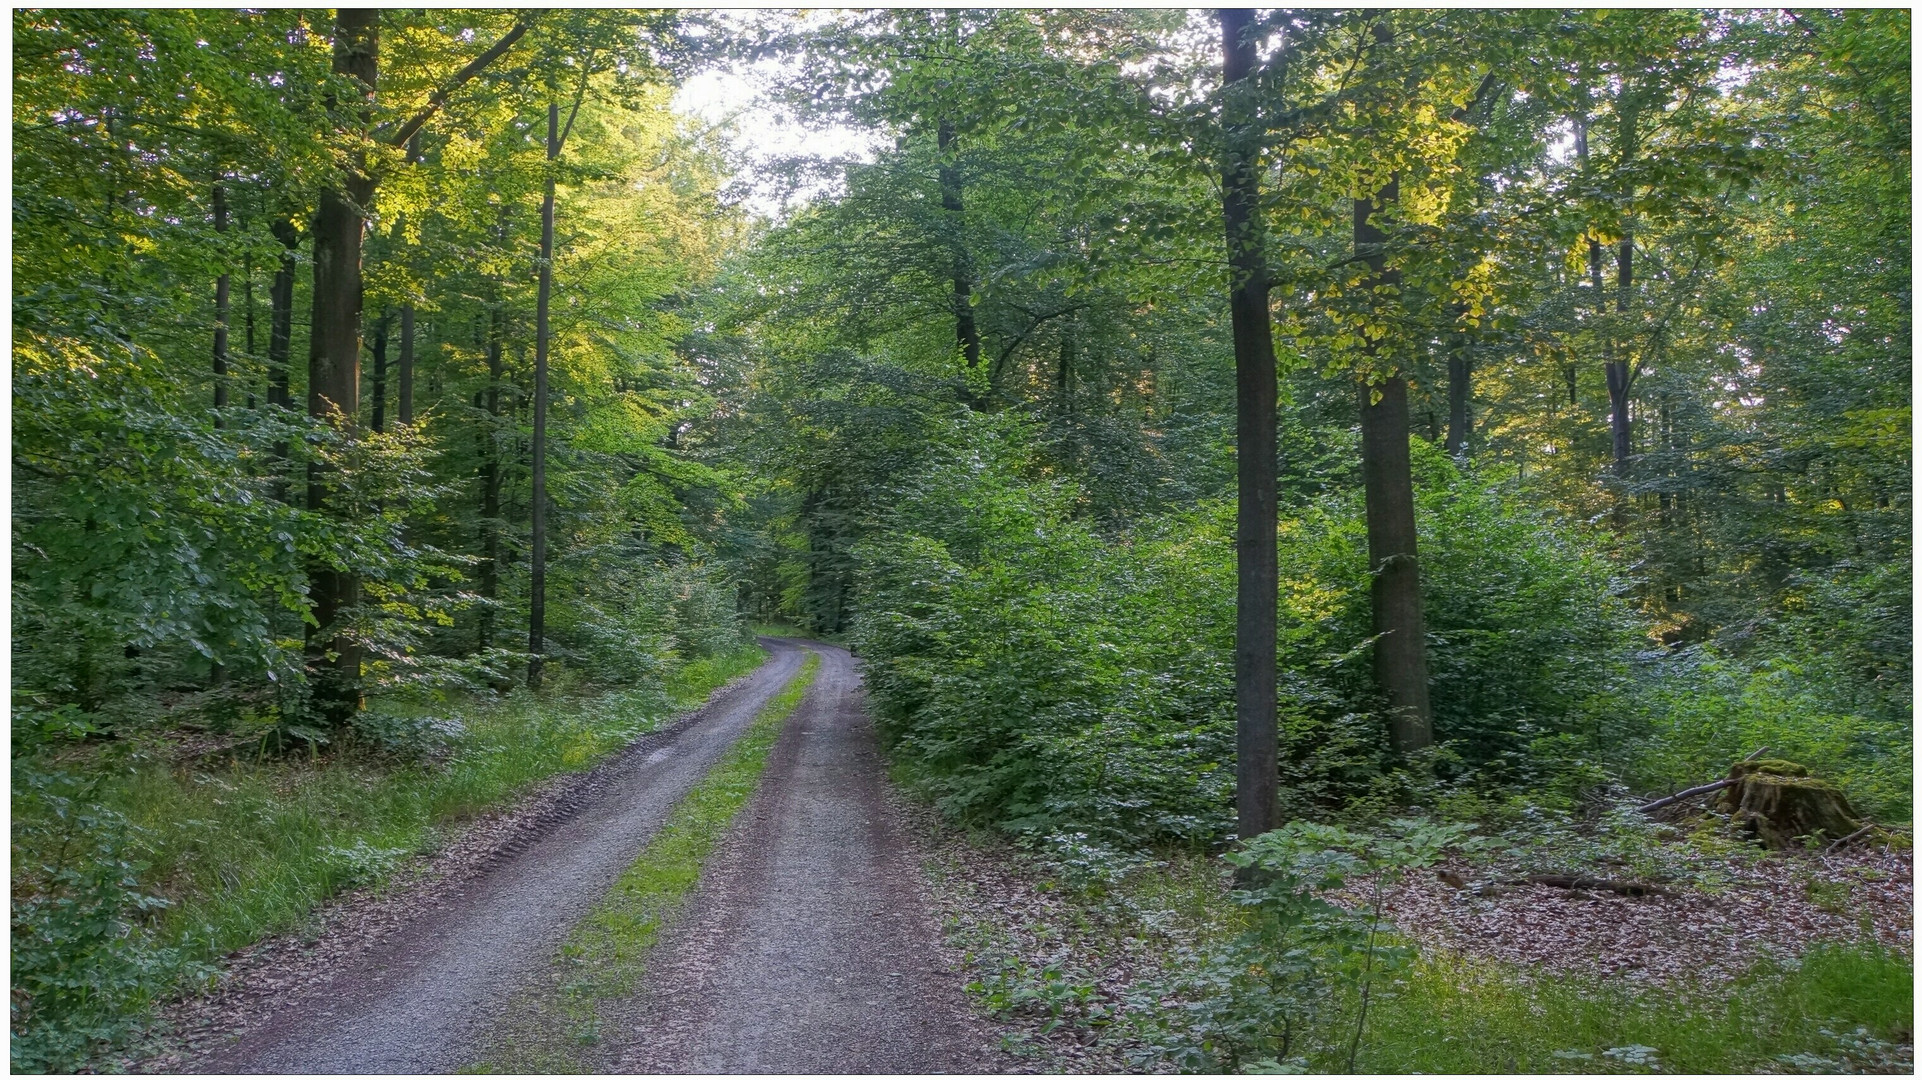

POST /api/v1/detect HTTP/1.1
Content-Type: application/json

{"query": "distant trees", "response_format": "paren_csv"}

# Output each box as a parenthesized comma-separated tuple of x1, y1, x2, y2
(720, 8, 1907, 784)
(13, 9, 743, 737)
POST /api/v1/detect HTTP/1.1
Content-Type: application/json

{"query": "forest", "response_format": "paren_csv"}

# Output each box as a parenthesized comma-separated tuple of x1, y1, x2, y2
(10, 8, 1912, 1074)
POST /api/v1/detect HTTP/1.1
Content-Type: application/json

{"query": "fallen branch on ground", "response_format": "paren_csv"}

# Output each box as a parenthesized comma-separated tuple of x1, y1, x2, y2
(1636, 747, 1770, 814)
(1511, 874, 1676, 899)
(1828, 822, 1879, 851)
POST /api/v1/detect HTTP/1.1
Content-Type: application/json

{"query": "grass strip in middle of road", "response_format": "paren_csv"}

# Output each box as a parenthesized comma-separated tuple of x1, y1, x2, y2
(465, 649, 820, 1073)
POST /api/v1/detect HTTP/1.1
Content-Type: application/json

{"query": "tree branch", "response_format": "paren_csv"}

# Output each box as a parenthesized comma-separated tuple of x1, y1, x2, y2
(386, 12, 543, 149)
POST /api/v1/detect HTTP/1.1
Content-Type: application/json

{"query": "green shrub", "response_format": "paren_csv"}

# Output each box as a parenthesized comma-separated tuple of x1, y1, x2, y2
(853, 418, 1641, 845)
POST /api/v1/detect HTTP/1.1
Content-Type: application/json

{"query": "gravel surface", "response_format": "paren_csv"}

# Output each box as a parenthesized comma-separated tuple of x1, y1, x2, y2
(177, 639, 807, 1075)
(611, 642, 1013, 1074)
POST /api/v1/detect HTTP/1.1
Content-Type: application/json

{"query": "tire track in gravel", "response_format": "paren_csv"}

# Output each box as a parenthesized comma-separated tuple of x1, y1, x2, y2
(610, 641, 1011, 1074)
(191, 638, 808, 1075)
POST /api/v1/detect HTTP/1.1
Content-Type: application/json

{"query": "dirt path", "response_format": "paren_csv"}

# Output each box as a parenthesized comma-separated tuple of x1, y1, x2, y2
(192, 639, 809, 1075)
(610, 642, 1008, 1074)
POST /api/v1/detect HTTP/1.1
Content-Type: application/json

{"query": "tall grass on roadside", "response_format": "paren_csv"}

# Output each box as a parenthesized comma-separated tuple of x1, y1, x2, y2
(1355, 942, 1913, 1074)
(10, 644, 765, 1073)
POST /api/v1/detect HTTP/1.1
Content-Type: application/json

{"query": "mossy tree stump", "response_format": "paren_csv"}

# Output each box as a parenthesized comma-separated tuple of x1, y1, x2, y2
(1716, 759, 1862, 849)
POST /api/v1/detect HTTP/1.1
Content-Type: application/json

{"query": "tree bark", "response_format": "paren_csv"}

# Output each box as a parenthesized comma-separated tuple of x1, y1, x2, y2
(479, 308, 502, 652)
(369, 310, 389, 433)
(1218, 7, 1279, 841)
(268, 219, 298, 500)
(304, 8, 378, 728)
(1607, 229, 1634, 474)
(1445, 317, 1470, 459)
(397, 131, 422, 427)
(212, 183, 230, 420)
(398, 304, 414, 425)
(1355, 178, 1434, 754)
(528, 101, 559, 690)
(936, 119, 984, 380)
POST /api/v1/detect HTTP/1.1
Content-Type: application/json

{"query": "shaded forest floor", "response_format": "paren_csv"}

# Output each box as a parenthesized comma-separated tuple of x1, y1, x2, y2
(919, 815, 1913, 1073)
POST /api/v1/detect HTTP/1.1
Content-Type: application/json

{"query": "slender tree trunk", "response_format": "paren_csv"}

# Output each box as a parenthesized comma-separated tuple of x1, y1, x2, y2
(936, 119, 984, 385)
(1607, 230, 1634, 474)
(1445, 308, 1470, 458)
(212, 183, 230, 421)
(304, 8, 378, 728)
(398, 305, 414, 425)
(528, 101, 559, 690)
(1355, 178, 1434, 754)
(480, 308, 502, 652)
(244, 253, 257, 409)
(1218, 7, 1279, 841)
(396, 131, 422, 427)
(1056, 312, 1075, 416)
(209, 182, 231, 688)
(369, 310, 389, 432)
(268, 219, 298, 501)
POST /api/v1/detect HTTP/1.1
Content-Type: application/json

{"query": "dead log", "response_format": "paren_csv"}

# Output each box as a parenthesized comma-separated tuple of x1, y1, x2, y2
(1511, 874, 1675, 899)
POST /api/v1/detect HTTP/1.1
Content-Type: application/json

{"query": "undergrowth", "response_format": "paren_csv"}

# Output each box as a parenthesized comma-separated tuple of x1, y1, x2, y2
(466, 650, 820, 1073)
(9, 645, 766, 1073)
(938, 833, 1913, 1074)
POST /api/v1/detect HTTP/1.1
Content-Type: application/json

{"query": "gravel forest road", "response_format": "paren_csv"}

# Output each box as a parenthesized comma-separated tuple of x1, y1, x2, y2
(610, 641, 1007, 1073)
(191, 639, 1003, 1075)
(196, 640, 810, 1074)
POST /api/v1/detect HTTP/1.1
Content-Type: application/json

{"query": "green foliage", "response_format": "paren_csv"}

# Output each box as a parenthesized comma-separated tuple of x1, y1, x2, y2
(9, 764, 208, 1073)
(853, 416, 1640, 845)
(1135, 819, 1477, 1073)
(7, 644, 763, 1072)
(1358, 943, 1912, 1074)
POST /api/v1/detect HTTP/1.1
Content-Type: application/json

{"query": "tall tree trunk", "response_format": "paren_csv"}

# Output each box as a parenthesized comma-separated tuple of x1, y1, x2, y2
(1607, 229, 1634, 474)
(268, 219, 299, 500)
(396, 131, 422, 427)
(244, 253, 257, 409)
(1355, 177, 1434, 754)
(528, 101, 559, 690)
(369, 310, 389, 433)
(304, 8, 379, 728)
(479, 308, 502, 652)
(398, 305, 414, 425)
(1218, 7, 1279, 841)
(1446, 352, 1471, 458)
(1056, 312, 1075, 416)
(1445, 306, 1470, 458)
(212, 183, 230, 421)
(936, 119, 984, 385)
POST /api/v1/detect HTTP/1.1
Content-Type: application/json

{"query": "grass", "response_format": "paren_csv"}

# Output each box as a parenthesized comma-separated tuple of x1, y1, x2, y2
(143, 645, 767, 958)
(10, 644, 766, 1072)
(465, 650, 821, 1073)
(1356, 942, 1913, 1073)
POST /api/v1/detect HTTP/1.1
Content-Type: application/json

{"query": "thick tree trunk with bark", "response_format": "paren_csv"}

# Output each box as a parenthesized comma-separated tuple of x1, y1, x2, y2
(936, 120, 983, 382)
(304, 8, 379, 728)
(1355, 179, 1434, 754)
(1218, 7, 1279, 841)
